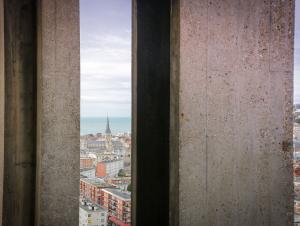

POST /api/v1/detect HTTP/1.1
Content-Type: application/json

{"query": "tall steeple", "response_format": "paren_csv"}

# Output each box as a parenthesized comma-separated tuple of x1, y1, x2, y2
(105, 115, 111, 135)
(105, 115, 112, 152)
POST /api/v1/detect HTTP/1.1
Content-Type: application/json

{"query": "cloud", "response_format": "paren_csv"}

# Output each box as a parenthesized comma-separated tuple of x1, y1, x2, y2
(80, 32, 131, 117)
(81, 33, 131, 75)
(79, 0, 132, 117)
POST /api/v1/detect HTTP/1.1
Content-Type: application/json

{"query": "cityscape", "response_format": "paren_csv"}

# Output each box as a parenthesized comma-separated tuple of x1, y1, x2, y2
(80, 1, 131, 225)
(294, 106, 300, 224)
(79, 117, 131, 226)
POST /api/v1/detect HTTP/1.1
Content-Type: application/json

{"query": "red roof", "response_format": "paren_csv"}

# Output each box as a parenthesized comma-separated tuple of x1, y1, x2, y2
(109, 216, 130, 226)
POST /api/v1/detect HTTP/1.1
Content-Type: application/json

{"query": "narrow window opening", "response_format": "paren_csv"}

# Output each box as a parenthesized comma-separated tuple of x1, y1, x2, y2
(79, 1, 132, 226)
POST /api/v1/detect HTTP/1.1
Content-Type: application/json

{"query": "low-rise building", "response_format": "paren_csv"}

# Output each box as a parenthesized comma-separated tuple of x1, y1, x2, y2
(80, 138, 88, 149)
(296, 140, 300, 153)
(79, 199, 108, 226)
(80, 156, 95, 169)
(80, 178, 115, 204)
(96, 160, 124, 178)
(87, 140, 106, 150)
(101, 188, 131, 226)
(105, 177, 131, 191)
(80, 167, 96, 178)
(112, 139, 124, 152)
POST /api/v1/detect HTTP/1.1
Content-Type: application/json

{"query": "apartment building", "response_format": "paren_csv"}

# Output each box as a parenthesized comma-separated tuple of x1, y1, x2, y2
(80, 178, 115, 204)
(96, 160, 124, 178)
(79, 200, 108, 226)
(101, 188, 131, 226)
(80, 157, 95, 169)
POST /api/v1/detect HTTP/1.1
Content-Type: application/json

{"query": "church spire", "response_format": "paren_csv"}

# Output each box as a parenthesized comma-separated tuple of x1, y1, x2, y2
(105, 115, 111, 135)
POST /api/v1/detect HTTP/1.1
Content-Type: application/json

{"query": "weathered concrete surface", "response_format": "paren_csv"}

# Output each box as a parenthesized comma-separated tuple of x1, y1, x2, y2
(170, 0, 294, 225)
(36, 0, 80, 225)
(0, 0, 4, 225)
(3, 0, 37, 225)
(170, 0, 180, 225)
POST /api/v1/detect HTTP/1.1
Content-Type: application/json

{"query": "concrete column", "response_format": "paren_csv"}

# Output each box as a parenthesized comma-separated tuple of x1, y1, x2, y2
(170, 0, 294, 225)
(3, 1, 37, 225)
(36, 0, 80, 225)
(0, 0, 4, 225)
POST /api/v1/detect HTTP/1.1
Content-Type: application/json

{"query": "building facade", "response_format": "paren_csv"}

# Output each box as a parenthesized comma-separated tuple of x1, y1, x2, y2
(86, 140, 106, 150)
(80, 178, 114, 204)
(80, 157, 95, 169)
(80, 168, 96, 178)
(79, 200, 108, 226)
(105, 177, 131, 191)
(96, 160, 124, 178)
(101, 188, 131, 226)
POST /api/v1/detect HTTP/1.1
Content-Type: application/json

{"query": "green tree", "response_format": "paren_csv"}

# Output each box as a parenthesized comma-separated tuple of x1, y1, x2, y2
(118, 169, 126, 177)
(127, 183, 132, 192)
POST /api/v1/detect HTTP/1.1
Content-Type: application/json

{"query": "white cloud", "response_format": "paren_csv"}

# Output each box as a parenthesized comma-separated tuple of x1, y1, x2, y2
(80, 32, 131, 117)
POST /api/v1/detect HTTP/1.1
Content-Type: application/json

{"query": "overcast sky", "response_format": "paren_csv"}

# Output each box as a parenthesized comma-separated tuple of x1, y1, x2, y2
(80, 0, 300, 117)
(80, 0, 131, 117)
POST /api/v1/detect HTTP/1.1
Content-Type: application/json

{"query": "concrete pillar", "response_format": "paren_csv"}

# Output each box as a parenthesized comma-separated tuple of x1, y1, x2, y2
(0, 0, 4, 225)
(3, 0, 37, 225)
(170, 0, 294, 225)
(35, 0, 80, 225)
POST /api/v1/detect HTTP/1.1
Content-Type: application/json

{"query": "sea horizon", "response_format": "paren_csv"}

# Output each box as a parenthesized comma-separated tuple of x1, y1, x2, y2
(81, 117, 131, 135)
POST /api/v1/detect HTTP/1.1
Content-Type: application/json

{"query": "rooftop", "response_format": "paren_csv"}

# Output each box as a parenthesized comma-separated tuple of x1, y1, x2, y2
(80, 201, 107, 213)
(99, 159, 123, 163)
(80, 156, 94, 159)
(103, 188, 131, 201)
(87, 140, 106, 144)
(80, 178, 113, 188)
(80, 167, 95, 173)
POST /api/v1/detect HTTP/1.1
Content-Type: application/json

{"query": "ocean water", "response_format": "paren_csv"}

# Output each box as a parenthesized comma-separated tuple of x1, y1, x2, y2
(81, 117, 131, 135)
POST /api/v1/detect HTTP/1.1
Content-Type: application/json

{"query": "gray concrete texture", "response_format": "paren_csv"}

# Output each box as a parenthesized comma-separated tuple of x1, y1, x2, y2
(171, 0, 294, 225)
(35, 0, 80, 225)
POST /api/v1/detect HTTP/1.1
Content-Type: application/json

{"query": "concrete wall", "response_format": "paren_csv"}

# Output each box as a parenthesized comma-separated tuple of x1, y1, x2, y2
(35, 0, 80, 225)
(3, 1, 37, 225)
(0, 0, 295, 225)
(0, 0, 79, 224)
(170, 0, 294, 225)
(0, 0, 4, 225)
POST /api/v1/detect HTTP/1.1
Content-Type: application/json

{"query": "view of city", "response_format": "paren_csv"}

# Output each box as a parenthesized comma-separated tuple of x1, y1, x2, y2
(79, 1, 132, 226)
(80, 118, 131, 226)
(79, 1, 299, 226)
(1, 0, 299, 225)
